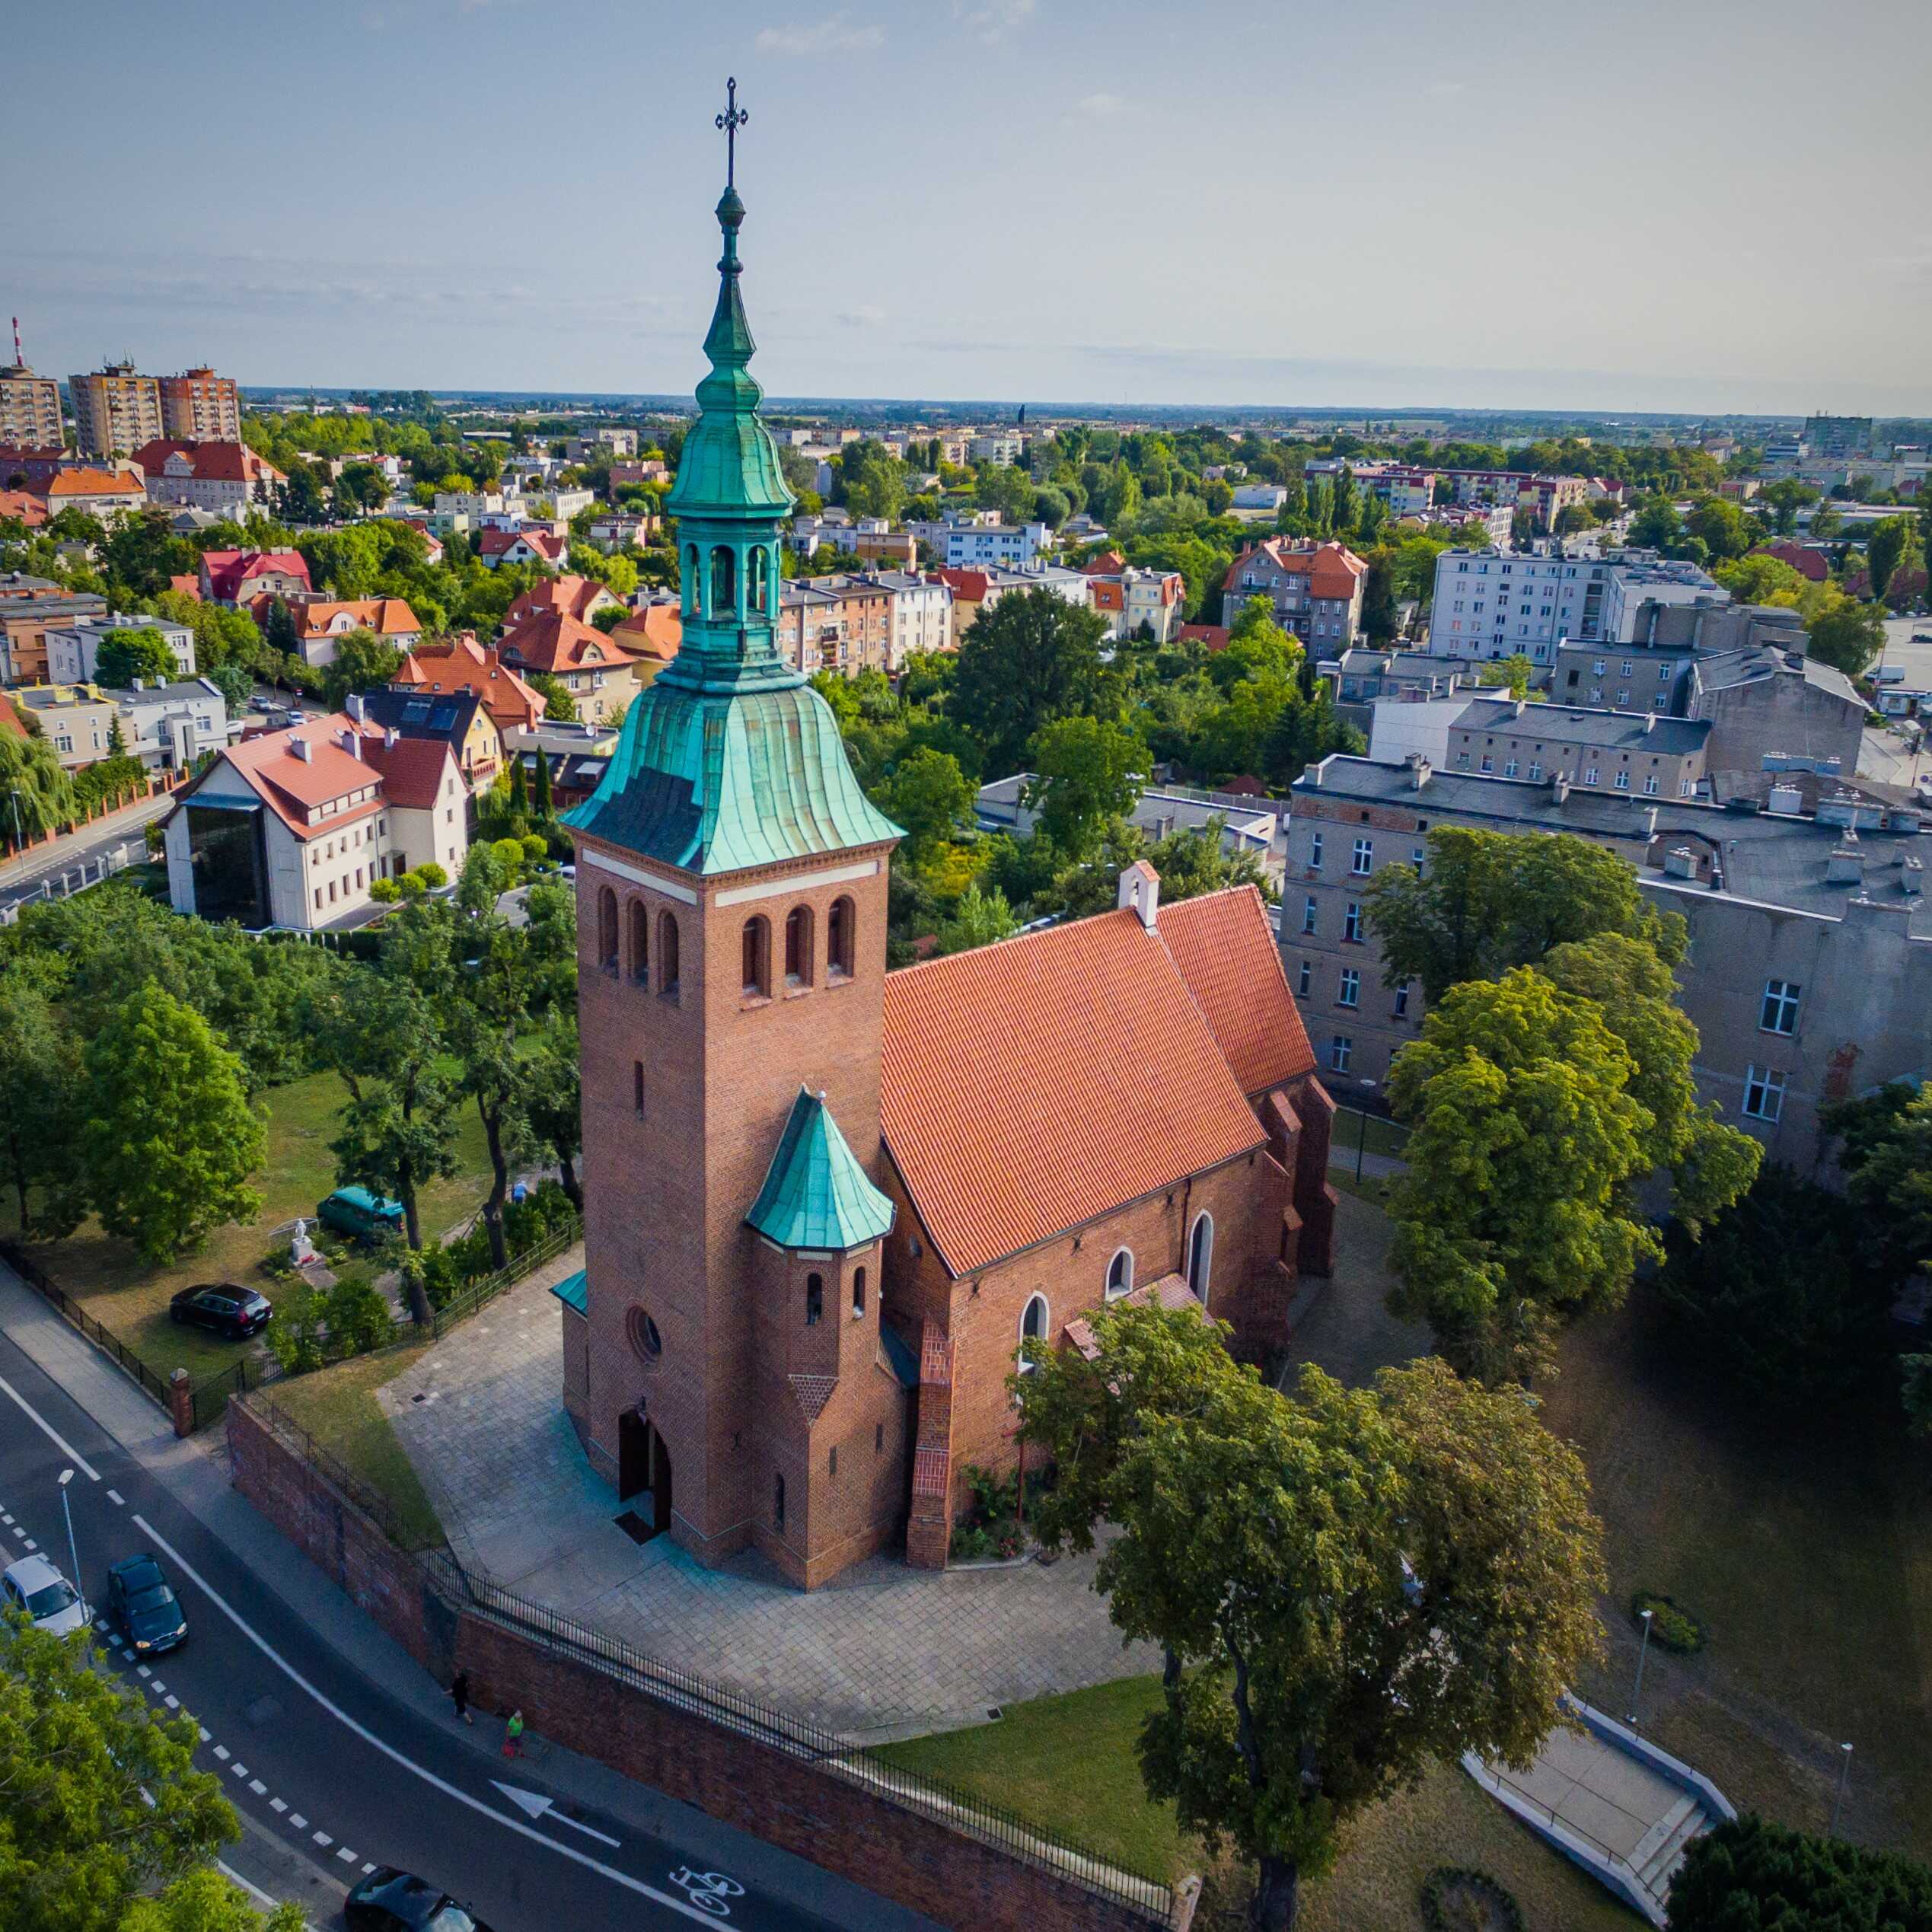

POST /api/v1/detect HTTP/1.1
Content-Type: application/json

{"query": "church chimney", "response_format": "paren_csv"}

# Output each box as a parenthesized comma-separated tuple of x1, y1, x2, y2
(1118, 859, 1160, 931)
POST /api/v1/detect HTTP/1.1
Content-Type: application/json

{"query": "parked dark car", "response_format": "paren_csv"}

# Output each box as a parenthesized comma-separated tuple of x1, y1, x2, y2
(346, 1869, 492, 1932)
(105, 1552, 187, 1655)
(168, 1284, 273, 1340)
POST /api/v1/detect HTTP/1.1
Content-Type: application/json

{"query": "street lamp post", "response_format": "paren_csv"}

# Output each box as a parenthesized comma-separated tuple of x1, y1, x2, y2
(1831, 1741, 1854, 1835)
(6, 789, 24, 856)
(1354, 1077, 1377, 1184)
(56, 1468, 83, 1613)
(1627, 1607, 1654, 1726)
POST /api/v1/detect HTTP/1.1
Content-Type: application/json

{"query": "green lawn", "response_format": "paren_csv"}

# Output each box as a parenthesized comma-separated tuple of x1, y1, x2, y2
(875, 1678, 1182, 1885)
(1328, 1108, 1411, 1162)
(268, 1343, 445, 1551)
(5, 1068, 492, 1388)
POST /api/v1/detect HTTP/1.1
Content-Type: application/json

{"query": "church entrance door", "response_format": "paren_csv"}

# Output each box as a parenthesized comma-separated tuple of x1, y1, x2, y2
(648, 1426, 673, 1536)
(618, 1408, 650, 1502)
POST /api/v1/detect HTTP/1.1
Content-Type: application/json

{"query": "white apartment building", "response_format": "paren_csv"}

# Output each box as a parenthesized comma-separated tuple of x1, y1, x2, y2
(875, 569, 952, 661)
(44, 615, 196, 686)
(913, 518, 1049, 569)
(1426, 550, 1725, 662)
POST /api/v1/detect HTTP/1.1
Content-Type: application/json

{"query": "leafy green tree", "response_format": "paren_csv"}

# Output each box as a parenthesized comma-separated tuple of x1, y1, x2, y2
(1665, 1815, 1932, 1932)
(1806, 597, 1886, 676)
(206, 662, 253, 717)
(452, 911, 542, 1270)
(526, 1012, 583, 1210)
(1387, 967, 1657, 1382)
(1363, 827, 1684, 1005)
(1019, 1309, 1605, 1932)
(1628, 496, 1682, 551)
(95, 626, 178, 690)
(950, 588, 1111, 776)
(1822, 1078, 1932, 1271)
(0, 729, 78, 846)
(1476, 653, 1535, 699)
(0, 967, 86, 1238)
(1713, 553, 1809, 605)
(1685, 496, 1753, 562)
(0, 1612, 250, 1932)
(119, 1867, 308, 1932)
(1358, 553, 1397, 642)
(875, 748, 973, 867)
(319, 628, 401, 709)
(1023, 716, 1146, 856)
(936, 883, 1019, 955)
(525, 670, 577, 722)
(100, 515, 195, 601)
(81, 984, 264, 1261)
(1653, 1164, 1897, 1411)
(1866, 514, 1916, 607)
(258, 598, 301, 664)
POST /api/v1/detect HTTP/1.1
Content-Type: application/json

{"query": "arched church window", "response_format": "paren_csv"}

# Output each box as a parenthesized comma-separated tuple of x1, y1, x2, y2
(827, 897, 855, 979)
(597, 887, 617, 973)
(658, 910, 681, 1000)
(629, 900, 649, 983)
(784, 904, 813, 987)
(1105, 1248, 1133, 1300)
(684, 544, 700, 615)
(1018, 1292, 1048, 1373)
(710, 545, 736, 616)
(852, 1266, 866, 1319)
(741, 916, 770, 997)
(748, 545, 770, 614)
(1188, 1212, 1215, 1306)
(805, 1274, 823, 1326)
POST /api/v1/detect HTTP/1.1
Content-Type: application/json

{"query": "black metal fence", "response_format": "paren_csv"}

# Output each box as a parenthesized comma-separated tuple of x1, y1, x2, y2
(1, 1241, 174, 1411)
(238, 1392, 1172, 1924)
(419, 1216, 582, 1339)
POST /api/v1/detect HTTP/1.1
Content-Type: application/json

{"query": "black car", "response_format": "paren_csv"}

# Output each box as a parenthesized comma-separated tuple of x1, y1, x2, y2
(105, 1552, 187, 1655)
(346, 1869, 493, 1932)
(168, 1283, 273, 1340)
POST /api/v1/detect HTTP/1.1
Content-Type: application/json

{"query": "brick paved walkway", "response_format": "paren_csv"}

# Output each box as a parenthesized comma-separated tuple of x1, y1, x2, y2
(378, 1261, 1156, 1741)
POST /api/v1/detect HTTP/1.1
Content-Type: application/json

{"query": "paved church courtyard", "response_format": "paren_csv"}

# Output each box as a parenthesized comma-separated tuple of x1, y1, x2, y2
(378, 1260, 1162, 1741)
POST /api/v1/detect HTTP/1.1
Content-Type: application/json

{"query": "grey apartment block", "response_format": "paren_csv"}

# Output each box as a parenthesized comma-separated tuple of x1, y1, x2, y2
(1283, 755, 1931, 1170)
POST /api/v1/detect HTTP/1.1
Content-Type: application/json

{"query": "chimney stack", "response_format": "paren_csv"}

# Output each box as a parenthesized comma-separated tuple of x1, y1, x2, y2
(1117, 859, 1160, 931)
(291, 735, 311, 763)
(1551, 772, 1571, 803)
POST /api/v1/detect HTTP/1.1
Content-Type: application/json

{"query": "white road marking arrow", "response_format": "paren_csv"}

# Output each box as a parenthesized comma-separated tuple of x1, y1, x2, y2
(491, 1781, 622, 1848)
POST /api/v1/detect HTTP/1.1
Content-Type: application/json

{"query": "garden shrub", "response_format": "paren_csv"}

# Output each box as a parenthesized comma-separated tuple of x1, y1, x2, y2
(1632, 1591, 1707, 1654)
(1420, 1867, 1524, 1932)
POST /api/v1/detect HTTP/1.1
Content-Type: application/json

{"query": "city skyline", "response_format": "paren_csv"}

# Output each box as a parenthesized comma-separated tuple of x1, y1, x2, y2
(8, 0, 1930, 414)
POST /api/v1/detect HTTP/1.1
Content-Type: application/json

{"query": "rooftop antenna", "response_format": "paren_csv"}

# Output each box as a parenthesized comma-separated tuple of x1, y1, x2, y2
(10, 317, 19, 367)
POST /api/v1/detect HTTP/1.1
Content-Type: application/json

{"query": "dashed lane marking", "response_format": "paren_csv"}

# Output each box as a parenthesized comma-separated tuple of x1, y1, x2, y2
(312, 1832, 331, 1848)
(269, 1799, 286, 1813)
(136, 1665, 151, 1679)
(197, 1727, 210, 1742)
(249, 1779, 266, 1794)
(131, 1511, 742, 1925)
(164, 1696, 180, 1710)
(212, 1744, 228, 1760)
(0, 1372, 100, 1478)
(336, 1848, 356, 1864)
(107, 1490, 125, 1506)
(289, 1815, 307, 1831)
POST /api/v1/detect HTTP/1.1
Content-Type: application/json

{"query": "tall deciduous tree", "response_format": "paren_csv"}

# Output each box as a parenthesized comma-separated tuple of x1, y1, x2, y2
(0, 729, 78, 847)
(0, 967, 86, 1239)
(1666, 1815, 1932, 1932)
(525, 1012, 583, 1210)
(1865, 514, 1913, 607)
(1019, 1307, 1605, 1931)
(81, 984, 264, 1262)
(1386, 967, 1656, 1382)
(1022, 715, 1146, 856)
(949, 588, 1111, 776)
(319, 629, 402, 710)
(0, 1606, 241, 1932)
(95, 626, 178, 690)
(1363, 826, 1685, 1005)
(874, 748, 973, 866)
(1806, 597, 1886, 676)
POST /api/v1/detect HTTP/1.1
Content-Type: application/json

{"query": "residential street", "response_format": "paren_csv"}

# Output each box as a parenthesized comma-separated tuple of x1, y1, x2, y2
(0, 1267, 939, 1932)
(0, 795, 171, 918)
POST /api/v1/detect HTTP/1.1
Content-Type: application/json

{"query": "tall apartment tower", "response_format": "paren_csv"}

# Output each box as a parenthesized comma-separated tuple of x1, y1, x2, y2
(159, 367, 241, 441)
(560, 125, 907, 1589)
(69, 360, 161, 457)
(0, 324, 63, 449)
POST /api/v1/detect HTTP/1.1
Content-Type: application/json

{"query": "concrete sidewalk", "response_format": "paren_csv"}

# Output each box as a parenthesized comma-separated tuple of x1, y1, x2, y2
(0, 789, 175, 891)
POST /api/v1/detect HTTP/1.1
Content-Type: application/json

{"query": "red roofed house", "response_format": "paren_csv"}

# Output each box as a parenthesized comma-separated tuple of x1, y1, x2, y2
(164, 711, 468, 930)
(1753, 541, 1831, 585)
(1084, 560, 1185, 642)
(1221, 538, 1369, 648)
(0, 491, 46, 528)
(605, 598, 682, 675)
(1180, 621, 1232, 652)
(396, 635, 545, 736)
(43, 467, 148, 521)
(502, 574, 622, 629)
(558, 175, 1337, 1589)
(478, 526, 566, 570)
(199, 549, 311, 608)
(167, 573, 201, 601)
(265, 597, 423, 668)
(499, 609, 646, 725)
(136, 439, 284, 517)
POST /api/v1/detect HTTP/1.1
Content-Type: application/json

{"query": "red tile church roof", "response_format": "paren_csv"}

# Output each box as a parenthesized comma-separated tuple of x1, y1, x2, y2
(881, 888, 1291, 1277)
(1156, 886, 1315, 1098)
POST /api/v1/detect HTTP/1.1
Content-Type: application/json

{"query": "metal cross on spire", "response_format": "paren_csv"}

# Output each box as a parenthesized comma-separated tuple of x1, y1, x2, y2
(715, 76, 748, 188)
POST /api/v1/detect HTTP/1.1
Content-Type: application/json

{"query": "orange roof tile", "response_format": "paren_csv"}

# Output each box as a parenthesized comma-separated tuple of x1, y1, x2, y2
(880, 906, 1266, 1277)
(397, 638, 544, 728)
(285, 597, 421, 641)
(504, 575, 617, 626)
(0, 491, 46, 527)
(46, 467, 143, 497)
(1156, 886, 1316, 1097)
(500, 608, 641, 675)
(608, 602, 682, 662)
(210, 713, 385, 838)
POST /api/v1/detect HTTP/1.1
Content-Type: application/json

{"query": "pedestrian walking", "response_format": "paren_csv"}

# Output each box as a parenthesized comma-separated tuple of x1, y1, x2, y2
(502, 1708, 524, 1758)
(448, 1670, 472, 1725)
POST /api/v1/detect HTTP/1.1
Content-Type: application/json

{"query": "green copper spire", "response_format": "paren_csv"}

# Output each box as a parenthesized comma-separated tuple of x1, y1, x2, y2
(565, 82, 901, 877)
(746, 1087, 896, 1252)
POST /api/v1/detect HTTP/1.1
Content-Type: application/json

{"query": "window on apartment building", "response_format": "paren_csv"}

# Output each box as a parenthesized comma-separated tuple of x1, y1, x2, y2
(1643, 773, 1659, 795)
(1296, 958, 1312, 998)
(1592, 659, 1606, 675)
(1479, 754, 1494, 774)
(1681, 779, 1696, 797)
(313, 888, 322, 910)
(1344, 901, 1363, 943)
(1583, 766, 1599, 785)
(1394, 982, 1411, 1018)
(1456, 752, 1470, 769)
(1309, 831, 1324, 870)
(1614, 772, 1631, 791)
(1615, 688, 1631, 707)
(1338, 968, 1360, 1008)
(1302, 896, 1318, 935)
(1350, 837, 1372, 875)
(1760, 980, 1802, 1035)
(1742, 1065, 1787, 1124)
(1503, 758, 1519, 778)
(1659, 662, 1672, 681)
(1620, 660, 1634, 677)
(1527, 761, 1544, 782)
(1329, 1037, 1353, 1074)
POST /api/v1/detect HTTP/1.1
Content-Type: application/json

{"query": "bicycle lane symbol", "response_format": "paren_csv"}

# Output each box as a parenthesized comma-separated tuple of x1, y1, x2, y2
(669, 1867, 746, 1917)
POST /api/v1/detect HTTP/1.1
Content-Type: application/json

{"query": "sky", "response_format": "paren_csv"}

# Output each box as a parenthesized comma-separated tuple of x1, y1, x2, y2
(9, 0, 1930, 415)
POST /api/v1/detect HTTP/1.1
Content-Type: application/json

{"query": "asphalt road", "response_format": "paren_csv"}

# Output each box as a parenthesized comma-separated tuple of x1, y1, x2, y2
(0, 808, 166, 917)
(0, 1329, 935, 1932)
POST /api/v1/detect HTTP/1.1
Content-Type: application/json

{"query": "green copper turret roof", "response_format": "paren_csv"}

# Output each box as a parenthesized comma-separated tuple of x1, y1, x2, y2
(746, 1087, 896, 1252)
(563, 110, 902, 876)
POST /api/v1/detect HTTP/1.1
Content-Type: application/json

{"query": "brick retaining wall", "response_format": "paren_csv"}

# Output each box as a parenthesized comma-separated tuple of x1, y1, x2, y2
(226, 1397, 1191, 1932)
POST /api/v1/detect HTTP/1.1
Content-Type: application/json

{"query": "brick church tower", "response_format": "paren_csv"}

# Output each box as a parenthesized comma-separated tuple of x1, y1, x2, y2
(558, 94, 910, 1589)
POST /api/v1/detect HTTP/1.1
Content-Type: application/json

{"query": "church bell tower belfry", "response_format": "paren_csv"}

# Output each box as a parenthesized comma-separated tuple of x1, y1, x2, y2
(558, 84, 908, 1588)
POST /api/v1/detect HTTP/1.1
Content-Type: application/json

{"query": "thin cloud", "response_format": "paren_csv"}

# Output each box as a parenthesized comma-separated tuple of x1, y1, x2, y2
(955, 0, 1035, 43)
(837, 304, 886, 327)
(756, 13, 885, 55)
(1072, 91, 1125, 118)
